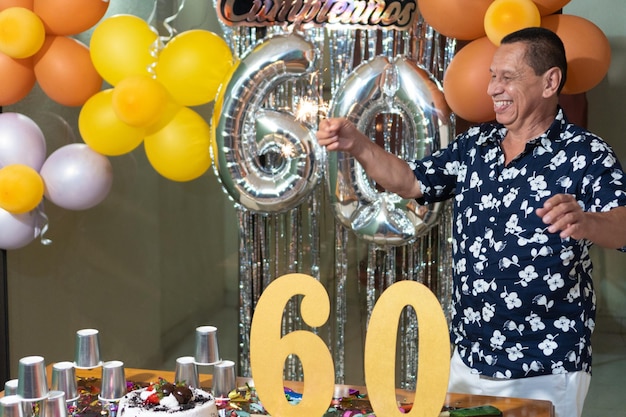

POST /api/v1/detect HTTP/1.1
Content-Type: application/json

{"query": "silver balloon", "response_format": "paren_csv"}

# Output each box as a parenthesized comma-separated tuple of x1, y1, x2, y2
(40, 144, 113, 211)
(328, 55, 452, 246)
(0, 112, 47, 171)
(212, 33, 323, 213)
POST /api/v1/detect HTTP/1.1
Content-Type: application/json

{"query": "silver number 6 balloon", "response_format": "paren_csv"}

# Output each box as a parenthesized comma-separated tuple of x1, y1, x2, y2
(328, 55, 453, 246)
(212, 33, 324, 213)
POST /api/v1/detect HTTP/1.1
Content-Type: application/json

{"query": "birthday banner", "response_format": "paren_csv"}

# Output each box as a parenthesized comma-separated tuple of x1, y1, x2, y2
(216, 0, 419, 30)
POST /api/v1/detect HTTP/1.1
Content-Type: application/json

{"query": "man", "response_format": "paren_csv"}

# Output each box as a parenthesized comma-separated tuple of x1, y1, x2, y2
(317, 27, 626, 417)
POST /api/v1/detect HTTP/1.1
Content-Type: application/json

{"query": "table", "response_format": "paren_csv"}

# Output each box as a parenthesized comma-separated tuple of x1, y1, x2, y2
(63, 367, 553, 417)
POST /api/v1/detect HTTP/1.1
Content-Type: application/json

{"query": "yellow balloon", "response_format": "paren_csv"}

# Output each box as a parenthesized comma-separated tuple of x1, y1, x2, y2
(89, 14, 158, 86)
(484, 0, 541, 46)
(78, 89, 146, 156)
(155, 30, 233, 106)
(0, 7, 45, 58)
(144, 107, 212, 182)
(144, 97, 182, 135)
(112, 75, 169, 127)
(0, 164, 44, 214)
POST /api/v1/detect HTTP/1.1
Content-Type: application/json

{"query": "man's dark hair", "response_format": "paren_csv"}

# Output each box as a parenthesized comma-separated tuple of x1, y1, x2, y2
(501, 27, 568, 94)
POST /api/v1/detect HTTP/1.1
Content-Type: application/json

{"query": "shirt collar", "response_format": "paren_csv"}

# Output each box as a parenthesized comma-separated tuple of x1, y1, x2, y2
(482, 106, 568, 151)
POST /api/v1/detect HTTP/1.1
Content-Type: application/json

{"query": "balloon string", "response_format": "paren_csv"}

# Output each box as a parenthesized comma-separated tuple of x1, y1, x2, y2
(162, 0, 186, 41)
(146, 0, 187, 77)
(35, 205, 52, 246)
(146, 1, 162, 78)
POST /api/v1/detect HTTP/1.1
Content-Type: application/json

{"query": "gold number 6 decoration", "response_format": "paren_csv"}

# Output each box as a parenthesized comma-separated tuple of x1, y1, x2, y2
(250, 273, 335, 417)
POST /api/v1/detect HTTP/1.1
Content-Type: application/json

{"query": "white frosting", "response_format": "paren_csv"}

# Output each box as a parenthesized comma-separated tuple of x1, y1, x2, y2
(118, 387, 218, 417)
(160, 395, 180, 409)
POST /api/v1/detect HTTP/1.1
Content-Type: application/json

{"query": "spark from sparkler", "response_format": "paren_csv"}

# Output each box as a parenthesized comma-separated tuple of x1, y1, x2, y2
(281, 142, 296, 158)
(295, 97, 328, 123)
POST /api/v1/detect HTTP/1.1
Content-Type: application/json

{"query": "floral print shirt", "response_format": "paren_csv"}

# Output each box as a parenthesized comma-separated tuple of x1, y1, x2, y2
(410, 108, 626, 379)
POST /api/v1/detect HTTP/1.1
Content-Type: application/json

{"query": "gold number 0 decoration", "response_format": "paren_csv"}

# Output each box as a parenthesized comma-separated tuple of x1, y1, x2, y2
(250, 274, 450, 417)
(365, 279, 450, 417)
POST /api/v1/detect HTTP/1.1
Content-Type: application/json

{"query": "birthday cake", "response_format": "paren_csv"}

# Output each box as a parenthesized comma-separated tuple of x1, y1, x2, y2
(117, 379, 218, 417)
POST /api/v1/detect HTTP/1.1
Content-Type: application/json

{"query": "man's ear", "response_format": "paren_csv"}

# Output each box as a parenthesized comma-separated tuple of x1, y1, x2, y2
(543, 67, 562, 97)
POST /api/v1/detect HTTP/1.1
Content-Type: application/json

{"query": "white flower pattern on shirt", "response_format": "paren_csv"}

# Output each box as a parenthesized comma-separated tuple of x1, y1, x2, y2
(411, 109, 626, 378)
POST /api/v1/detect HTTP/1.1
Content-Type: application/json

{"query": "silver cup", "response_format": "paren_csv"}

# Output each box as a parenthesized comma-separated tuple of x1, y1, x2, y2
(0, 395, 24, 417)
(194, 326, 219, 365)
(51, 362, 79, 401)
(211, 360, 236, 398)
(99, 361, 126, 401)
(74, 329, 102, 369)
(3, 379, 18, 396)
(42, 391, 67, 417)
(174, 356, 199, 388)
(17, 356, 48, 400)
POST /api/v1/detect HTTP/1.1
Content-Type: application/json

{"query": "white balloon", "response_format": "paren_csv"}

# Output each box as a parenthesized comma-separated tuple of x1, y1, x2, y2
(0, 112, 47, 171)
(40, 144, 113, 210)
(0, 208, 37, 250)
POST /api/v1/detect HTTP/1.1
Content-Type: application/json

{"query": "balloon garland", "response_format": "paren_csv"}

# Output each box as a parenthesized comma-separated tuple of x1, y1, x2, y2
(0, 0, 106, 106)
(0, 112, 112, 249)
(79, 14, 234, 182)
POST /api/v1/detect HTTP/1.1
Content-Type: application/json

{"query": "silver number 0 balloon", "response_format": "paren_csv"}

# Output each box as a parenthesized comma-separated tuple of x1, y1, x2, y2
(328, 56, 453, 246)
(212, 33, 324, 213)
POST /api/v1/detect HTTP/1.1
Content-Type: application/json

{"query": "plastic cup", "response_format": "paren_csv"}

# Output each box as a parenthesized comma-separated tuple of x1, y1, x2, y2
(99, 361, 126, 401)
(17, 356, 48, 401)
(174, 356, 199, 388)
(74, 329, 102, 369)
(0, 395, 25, 417)
(3, 379, 18, 396)
(212, 360, 236, 398)
(194, 326, 220, 365)
(51, 362, 79, 401)
(42, 391, 67, 417)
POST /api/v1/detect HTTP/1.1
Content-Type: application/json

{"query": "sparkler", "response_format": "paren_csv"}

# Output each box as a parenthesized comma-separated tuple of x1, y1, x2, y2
(295, 97, 328, 124)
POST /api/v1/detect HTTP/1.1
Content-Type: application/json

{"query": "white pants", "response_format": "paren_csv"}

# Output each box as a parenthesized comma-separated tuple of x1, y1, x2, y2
(447, 349, 591, 417)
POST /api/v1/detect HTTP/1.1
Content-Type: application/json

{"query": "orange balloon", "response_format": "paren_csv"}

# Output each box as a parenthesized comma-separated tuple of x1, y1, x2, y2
(532, 0, 570, 16)
(0, 0, 33, 10)
(0, 7, 45, 58)
(541, 14, 611, 95)
(33, 35, 103, 106)
(112, 76, 169, 127)
(0, 52, 35, 104)
(484, 0, 541, 46)
(0, 164, 44, 214)
(443, 37, 497, 123)
(33, 0, 109, 36)
(78, 89, 145, 156)
(418, 0, 492, 40)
